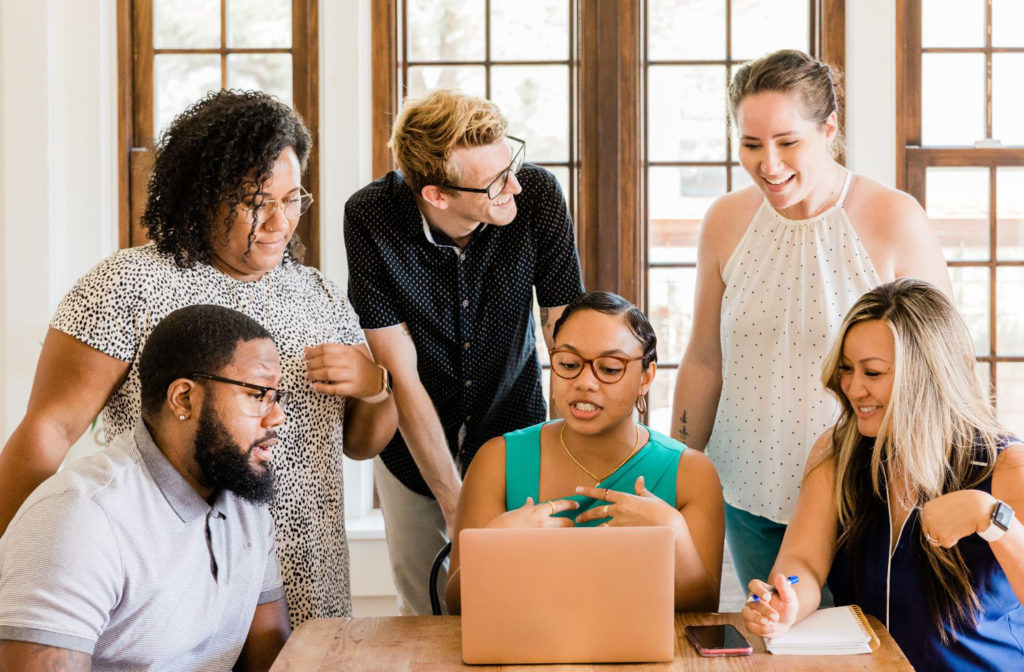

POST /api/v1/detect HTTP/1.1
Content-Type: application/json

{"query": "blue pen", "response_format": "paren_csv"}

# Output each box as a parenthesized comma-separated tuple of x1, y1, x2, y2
(747, 575, 799, 603)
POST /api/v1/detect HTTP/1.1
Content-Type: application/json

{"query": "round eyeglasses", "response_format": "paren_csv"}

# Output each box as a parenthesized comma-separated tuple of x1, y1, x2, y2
(243, 187, 314, 226)
(442, 136, 525, 200)
(548, 349, 644, 384)
(190, 372, 291, 417)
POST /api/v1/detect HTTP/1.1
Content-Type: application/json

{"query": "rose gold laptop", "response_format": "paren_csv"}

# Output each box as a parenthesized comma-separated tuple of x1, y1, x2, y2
(459, 526, 675, 664)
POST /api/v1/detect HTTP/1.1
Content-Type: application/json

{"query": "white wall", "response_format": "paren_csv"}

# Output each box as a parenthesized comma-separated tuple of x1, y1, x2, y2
(0, 0, 118, 443)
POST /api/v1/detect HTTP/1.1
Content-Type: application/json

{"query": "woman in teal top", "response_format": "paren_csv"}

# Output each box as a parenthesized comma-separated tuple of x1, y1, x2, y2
(446, 291, 724, 613)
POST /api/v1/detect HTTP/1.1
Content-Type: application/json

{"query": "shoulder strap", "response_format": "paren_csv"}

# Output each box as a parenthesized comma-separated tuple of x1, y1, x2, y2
(836, 169, 854, 209)
(504, 423, 544, 510)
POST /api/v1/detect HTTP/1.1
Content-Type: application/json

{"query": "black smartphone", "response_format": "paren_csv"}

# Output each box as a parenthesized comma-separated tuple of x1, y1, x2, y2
(685, 624, 753, 657)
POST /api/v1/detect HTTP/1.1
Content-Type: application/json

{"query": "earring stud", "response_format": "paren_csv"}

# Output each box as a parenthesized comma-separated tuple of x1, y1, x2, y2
(178, 414, 186, 421)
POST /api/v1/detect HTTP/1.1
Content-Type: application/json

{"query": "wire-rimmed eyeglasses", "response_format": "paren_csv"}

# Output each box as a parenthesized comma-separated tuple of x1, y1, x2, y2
(442, 136, 525, 200)
(242, 186, 314, 226)
(190, 372, 291, 416)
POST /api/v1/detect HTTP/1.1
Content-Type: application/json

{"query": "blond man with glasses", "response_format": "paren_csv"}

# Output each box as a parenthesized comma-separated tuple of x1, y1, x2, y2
(344, 89, 583, 615)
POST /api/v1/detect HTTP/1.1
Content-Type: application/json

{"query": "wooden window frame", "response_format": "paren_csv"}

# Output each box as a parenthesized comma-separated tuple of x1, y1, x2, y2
(116, 0, 320, 266)
(896, 0, 1024, 403)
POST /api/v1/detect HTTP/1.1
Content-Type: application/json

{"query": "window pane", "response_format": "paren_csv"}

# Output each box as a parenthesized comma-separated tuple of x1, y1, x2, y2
(648, 65, 727, 162)
(649, 167, 723, 264)
(925, 168, 989, 261)
(227, 0, 291, 48)
(490, 66, 569, 163)
(649, 267, 697, 365)
(648, 0, 724, 61)
(407, 0, 484, 61)
(648, 365, 678, 438)
(730, 165, 753, 191)
(992, 54, 1024, 146)
(950, 266, 990, 355)
(407, 66, 486, 99)
(491, 0, 568, 61)
(921, 54, 986, 145)
(997, 168, 1024, 260)
(730, 0, 810, 61)
(995, 362, 1024, 432)
(921, 0, 986, 48)
(997, 268, 1024, 355)
(542, 166, 571, 207)
(154, 54, 220, 141)
(227, 54, 292, 105)
(992, 0, 1024, 47)
(154, 0, 220, 49)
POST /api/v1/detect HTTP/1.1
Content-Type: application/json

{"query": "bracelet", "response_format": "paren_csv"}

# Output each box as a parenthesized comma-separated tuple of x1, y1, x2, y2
(361, 365, 393, 404)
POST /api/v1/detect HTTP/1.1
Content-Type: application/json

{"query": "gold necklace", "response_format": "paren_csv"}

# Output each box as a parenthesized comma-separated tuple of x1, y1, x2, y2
(560, 423, 641, 484)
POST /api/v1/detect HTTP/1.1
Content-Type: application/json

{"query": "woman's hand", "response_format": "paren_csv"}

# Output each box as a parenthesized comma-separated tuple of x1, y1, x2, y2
(574, 476, 684, 529)
(741, 573, 801, 638)
(920, 489, 997, 548)
(305, 343, 383, 399)
(485, 497, 578, 529)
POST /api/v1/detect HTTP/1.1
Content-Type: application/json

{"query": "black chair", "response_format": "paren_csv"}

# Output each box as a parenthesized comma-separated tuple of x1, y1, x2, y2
(428, 540, 452, 615)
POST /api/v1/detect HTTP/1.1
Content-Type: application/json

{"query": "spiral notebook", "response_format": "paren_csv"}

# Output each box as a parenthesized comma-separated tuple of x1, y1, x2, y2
(765, 605, 880, 655)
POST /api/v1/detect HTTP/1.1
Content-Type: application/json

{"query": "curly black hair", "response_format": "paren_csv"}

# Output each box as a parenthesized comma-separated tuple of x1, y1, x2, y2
(141, 89, 312, 268)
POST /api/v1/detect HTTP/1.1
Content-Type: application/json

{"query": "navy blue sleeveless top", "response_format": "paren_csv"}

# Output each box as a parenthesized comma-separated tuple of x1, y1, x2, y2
(828, 437, 1024, 671)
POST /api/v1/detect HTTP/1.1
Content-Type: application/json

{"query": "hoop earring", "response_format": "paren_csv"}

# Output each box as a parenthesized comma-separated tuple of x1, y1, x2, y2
(635, 394, 648, 415)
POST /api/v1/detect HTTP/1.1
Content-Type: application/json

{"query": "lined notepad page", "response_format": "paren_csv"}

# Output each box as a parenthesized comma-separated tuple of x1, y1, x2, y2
(766, 606, 878, 655)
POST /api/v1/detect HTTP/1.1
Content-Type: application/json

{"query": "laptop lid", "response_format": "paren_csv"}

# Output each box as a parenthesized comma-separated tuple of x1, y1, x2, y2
(460, 526, 675, 664)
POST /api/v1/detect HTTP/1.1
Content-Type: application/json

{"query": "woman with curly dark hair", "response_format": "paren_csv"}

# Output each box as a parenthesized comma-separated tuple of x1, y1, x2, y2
(0, 90, 397, 626)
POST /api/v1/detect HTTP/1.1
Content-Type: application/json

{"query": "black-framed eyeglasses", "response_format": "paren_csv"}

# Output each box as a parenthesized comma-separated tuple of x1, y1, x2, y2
(242, 186, 314, 226)
(190, 372, 291, 416)
(548, 349, 644, 384)
(442, 136, 525, 200)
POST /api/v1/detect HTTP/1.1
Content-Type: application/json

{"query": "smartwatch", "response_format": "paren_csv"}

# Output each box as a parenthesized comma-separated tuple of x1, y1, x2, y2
(978, 499, 1015, 542)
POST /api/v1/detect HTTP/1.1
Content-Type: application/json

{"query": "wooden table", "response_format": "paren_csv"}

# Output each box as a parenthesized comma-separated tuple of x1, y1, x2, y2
(269, 612, 914, 671)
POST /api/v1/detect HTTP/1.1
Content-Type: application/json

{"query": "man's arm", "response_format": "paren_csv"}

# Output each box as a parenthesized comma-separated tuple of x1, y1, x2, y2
(365, 324, 462, 537)
(0, 641, 91, 672)
(539, 305, 568, 419)
(234, 599, 290, 672)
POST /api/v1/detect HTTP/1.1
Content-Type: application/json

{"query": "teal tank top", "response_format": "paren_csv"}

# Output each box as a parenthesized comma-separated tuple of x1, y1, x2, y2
(504, 422, 685, 527)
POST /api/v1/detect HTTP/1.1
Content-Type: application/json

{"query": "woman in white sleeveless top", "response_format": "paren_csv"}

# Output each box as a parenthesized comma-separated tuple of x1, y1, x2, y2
(670, 49, 952, 592)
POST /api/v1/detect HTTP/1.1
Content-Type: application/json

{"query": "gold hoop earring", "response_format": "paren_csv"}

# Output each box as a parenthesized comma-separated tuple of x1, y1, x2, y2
(635, 394, 648, 415)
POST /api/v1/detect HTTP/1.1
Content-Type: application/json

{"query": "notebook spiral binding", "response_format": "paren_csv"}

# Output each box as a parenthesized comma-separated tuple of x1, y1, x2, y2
(849, 605, 881, 652)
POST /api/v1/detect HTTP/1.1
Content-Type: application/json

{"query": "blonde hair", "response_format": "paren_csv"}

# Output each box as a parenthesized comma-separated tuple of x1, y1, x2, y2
(729, 49, 845, 157)
(821, 279, 1004, 640)
(388, 89, 508, 194)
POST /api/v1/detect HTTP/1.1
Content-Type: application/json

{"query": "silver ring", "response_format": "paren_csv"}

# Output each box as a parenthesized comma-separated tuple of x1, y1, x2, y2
(925, 532, 939, 544)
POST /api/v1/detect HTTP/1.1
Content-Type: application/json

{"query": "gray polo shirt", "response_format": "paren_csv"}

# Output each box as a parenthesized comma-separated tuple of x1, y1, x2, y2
(0, 422, 284, 672)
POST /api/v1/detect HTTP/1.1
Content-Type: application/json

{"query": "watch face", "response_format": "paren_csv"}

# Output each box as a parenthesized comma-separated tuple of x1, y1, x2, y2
(993, 501, 1015, 531)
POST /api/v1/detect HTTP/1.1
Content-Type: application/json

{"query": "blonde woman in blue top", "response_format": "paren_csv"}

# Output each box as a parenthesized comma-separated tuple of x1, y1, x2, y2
(743, 280, 1024, 671)
(446, 291, 724, 613)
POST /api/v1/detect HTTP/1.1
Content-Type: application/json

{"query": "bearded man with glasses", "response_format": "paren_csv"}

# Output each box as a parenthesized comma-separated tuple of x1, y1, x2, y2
(344, 89, 584, 616)
(0, 305, 293, 672)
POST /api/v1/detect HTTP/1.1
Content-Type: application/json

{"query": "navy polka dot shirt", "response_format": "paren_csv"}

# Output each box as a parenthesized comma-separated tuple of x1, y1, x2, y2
(344, 164, 584, 495)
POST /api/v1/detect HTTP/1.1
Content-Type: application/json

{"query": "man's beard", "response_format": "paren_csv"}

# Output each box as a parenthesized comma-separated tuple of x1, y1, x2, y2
(193, 402, 276, 504)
